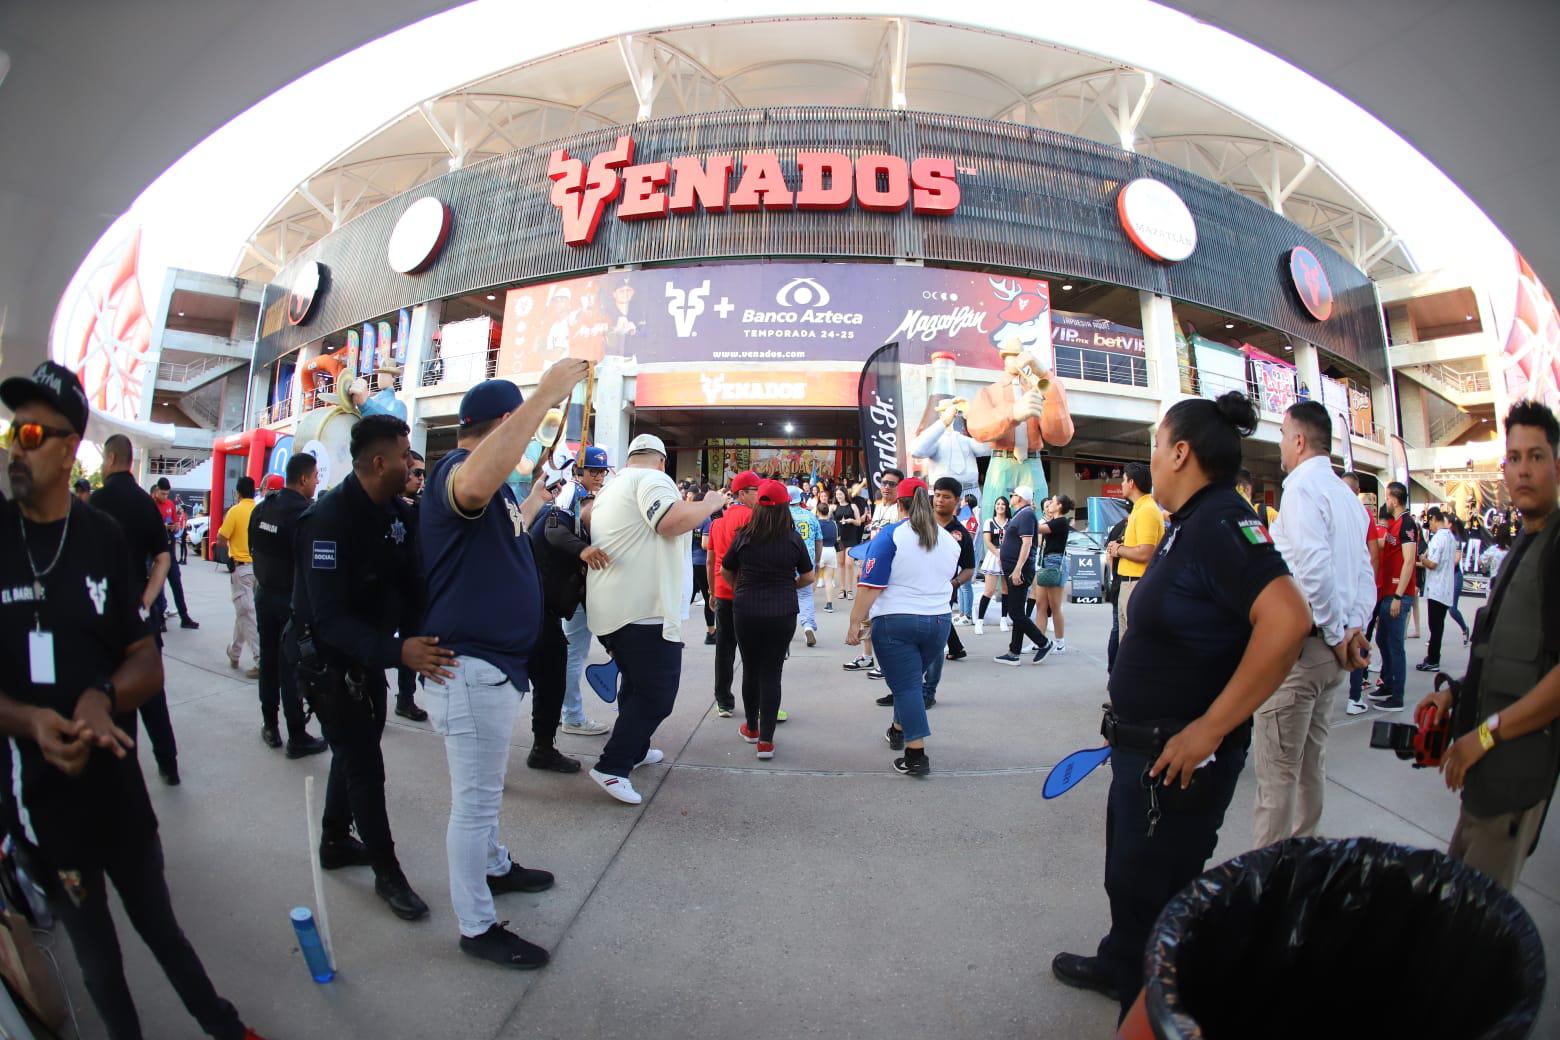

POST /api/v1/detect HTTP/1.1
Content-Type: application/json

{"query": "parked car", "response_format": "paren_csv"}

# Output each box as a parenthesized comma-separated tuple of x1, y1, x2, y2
(185, 515, 210, 557)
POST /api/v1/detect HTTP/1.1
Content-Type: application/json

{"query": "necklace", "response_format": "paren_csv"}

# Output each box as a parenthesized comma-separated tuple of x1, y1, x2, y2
(19, 501, 72, 603)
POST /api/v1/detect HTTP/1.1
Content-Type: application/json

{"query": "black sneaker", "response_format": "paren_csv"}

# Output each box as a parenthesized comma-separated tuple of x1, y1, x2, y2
(704, 632, 717, 645)
(1051, 952, 1120, 1001)
(1414, 660, 1440, 672)
(875, 692, 895, 707)
(460, 921, 549, 970)
(487, 858, 555, 894)
(319, 834, 373, 871)
(395, 699, 429, 722)
(374, 871, 429, 921)
(866, 668, 884, 680)
(1031, 640, 1053, 664)
(923, 697, 936, 709)
(261, 724, 283, 749)
(946, 649, 967, 661)
(885, 725, 904, 751)
(994, 652, 1024, 666)
(893, 753, 930, 777)
(527, 746, 582, 774)
(180, 617, 200, 630)
(158, 764, 181, 786)
(285, 734, 329, 759)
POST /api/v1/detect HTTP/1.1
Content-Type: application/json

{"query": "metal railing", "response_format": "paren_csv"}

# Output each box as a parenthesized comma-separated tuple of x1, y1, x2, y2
(1054, 346, 1148, 388)
(259, 397, 294, 426)
(1429, 412, 1474, 445)
(1412, 363, 1492, 397)
(148, 455, 204, 476)
(157, 355, 235, 384)
(420, 351, 497, 389)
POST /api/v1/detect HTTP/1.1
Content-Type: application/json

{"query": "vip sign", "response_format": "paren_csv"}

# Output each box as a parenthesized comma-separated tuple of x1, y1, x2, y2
(548, 135, 961, 247)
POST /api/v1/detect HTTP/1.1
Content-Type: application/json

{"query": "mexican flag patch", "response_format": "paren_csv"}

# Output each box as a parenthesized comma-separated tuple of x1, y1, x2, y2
(1237, 518, 1273, 545)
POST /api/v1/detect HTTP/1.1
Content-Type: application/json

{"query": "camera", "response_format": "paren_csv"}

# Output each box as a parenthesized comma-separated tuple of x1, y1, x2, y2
(1369, 675, 1455, 768)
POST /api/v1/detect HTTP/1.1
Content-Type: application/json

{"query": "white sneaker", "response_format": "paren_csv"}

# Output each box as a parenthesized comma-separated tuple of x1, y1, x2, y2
(1345, 699, 1368, 716)
(560, 718, 611, 736)
(1052, 639, 1067, 653)
(972, 620, 984, 636)
(588, 769, 642, 804)
(999, 617, 1011, 632)
(634, 749, 664, 768)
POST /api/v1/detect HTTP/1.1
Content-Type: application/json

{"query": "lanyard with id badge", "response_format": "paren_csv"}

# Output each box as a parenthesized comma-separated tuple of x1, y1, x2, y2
(20, 506, 70, 687)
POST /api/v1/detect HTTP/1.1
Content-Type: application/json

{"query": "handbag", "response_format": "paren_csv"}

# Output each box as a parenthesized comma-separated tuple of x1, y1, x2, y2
(1036, 565, 1065, 588)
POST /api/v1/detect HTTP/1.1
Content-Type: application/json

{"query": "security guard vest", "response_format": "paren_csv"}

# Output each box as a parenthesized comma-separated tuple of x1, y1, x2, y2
(1462, 518, 1560, 818)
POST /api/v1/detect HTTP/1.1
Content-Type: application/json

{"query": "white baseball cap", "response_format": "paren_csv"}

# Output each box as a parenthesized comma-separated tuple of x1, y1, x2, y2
(1010, 485, 1034, 502)
(627, 433, 667, 457)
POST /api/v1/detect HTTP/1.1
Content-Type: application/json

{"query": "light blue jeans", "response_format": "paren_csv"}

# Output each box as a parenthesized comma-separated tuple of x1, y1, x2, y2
(422, 656, 522, 937)
(872, 612, 951, 744)
(957, 579, 974, 618)
(797, 584, 817, 632)
(561, 606, 591, 725)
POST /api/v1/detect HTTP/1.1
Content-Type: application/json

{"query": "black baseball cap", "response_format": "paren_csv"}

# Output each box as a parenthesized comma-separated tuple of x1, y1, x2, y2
(1, 361, 91, 436)
(458, 379, 523, 427)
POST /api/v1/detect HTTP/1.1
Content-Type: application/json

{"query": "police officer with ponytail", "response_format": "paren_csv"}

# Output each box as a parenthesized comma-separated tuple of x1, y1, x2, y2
(1052, 392, 1310, 1019)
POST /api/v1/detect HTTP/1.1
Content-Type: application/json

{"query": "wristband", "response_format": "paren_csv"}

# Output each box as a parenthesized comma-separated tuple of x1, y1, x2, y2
(96, 680, 118, 714)
(1476, 721, 1496, 752)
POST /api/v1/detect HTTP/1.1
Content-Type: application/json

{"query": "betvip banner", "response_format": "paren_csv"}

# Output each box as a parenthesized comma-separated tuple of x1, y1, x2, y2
(498, 262, 1049, 377)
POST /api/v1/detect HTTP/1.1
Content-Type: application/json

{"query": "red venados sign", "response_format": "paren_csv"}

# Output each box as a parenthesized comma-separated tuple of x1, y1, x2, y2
(547, 135, 961, 246)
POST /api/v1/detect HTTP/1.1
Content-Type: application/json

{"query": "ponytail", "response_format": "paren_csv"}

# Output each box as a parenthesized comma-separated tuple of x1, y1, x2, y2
(906, 487, 939, 551)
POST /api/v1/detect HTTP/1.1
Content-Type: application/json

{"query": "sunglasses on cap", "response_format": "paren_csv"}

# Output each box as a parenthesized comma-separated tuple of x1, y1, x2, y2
(4, 420, 77, 451)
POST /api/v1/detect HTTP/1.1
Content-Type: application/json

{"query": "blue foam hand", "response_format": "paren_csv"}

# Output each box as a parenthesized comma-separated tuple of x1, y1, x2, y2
(1042, 745, 1112, 799)
(586, 660, 620, 704)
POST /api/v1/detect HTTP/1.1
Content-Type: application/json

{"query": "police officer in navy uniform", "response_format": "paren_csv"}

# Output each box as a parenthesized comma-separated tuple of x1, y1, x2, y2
(247, 451, 328, 757)
(1052, 393, 1309, 1020)
(292, 414, 454, 922)
(0, 362, 267, 1039)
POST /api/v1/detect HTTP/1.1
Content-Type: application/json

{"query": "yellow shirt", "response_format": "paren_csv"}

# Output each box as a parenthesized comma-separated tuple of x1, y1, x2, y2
(218, 497, 257, 563)
(1118, 493, 1164, 579)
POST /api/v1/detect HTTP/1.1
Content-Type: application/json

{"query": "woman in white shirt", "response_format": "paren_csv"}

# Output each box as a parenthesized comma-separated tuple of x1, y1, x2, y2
(846, 478, 961, 776)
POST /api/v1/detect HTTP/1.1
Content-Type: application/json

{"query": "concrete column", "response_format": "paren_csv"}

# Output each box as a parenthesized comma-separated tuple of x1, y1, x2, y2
(401, 301, 441, 458)
(593, 356, 631, 468)
(1139, 290, 1183, 415)
(1291, 341, 1322, 403)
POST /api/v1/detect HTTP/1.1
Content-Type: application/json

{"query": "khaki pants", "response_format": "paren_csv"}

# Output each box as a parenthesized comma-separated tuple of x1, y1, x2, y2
(227, 563, 259, 666)
(1116, 578, 1139, 638)
(1252, 637, 1344, 848)
(1449, 797, 1550, 891)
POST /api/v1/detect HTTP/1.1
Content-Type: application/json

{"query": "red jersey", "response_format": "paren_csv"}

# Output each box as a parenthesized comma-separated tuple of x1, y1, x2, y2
(156, 497, 176, 529)
(707, 504, 753, 601)
(1377, 512, 1420, 599)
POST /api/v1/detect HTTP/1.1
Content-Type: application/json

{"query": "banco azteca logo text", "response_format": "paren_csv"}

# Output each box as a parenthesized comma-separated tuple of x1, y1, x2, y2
(547, 134, 961, 247)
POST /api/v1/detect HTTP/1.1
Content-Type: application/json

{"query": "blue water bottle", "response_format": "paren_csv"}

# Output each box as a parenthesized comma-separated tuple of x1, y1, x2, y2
(290, 907, 335, 983)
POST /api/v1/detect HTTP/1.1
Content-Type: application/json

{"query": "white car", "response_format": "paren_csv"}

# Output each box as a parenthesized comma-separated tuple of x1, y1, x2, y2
(184, 515, 210, 556)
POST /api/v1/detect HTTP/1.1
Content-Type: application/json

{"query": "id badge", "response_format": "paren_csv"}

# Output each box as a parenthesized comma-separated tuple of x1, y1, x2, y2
(28, 630, 56, 685)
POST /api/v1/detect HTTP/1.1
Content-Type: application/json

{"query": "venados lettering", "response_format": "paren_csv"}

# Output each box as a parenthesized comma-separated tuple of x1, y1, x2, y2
(549, 135, 961, 247)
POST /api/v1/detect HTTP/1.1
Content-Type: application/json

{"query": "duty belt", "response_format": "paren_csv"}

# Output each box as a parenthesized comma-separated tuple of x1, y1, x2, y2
(1099, 705, 1185, 757)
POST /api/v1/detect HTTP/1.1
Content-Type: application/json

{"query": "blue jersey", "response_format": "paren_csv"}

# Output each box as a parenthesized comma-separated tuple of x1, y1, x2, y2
(789, 505, 819, 565)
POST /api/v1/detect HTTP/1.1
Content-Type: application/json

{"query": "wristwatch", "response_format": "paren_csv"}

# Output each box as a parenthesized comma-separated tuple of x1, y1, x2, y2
(95, 680, 118, 714)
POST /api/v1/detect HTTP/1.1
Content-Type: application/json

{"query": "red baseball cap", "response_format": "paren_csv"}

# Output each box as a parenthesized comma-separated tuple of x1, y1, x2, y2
(731, 470, 762, 493)
(756, 479, 791, 506)
(262, 473, 285, 492)
(895, 477, 928, 501)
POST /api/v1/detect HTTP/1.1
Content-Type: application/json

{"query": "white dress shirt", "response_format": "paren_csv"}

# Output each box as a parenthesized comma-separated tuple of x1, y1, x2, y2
(1271, 454, 1376, 646)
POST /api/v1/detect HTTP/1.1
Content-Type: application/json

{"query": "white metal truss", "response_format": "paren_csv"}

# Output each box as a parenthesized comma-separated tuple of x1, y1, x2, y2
(236, 17, 1416, 284)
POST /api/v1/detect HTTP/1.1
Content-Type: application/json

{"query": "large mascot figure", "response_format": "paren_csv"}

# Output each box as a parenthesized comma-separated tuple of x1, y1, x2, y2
(911, 351, 989, 505)
(965, 336, 1074, 507)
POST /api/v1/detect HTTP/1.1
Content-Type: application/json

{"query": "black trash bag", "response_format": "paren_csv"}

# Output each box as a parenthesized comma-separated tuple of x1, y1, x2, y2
(1142, 837, 1546, 1040)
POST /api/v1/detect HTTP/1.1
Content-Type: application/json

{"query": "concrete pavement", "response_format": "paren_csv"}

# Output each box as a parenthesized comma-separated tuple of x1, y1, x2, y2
(60, 561, 1556, 1038)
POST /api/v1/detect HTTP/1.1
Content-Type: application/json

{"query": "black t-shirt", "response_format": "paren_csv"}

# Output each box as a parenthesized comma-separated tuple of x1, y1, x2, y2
(249, 488, 311, 597)
(722, 529, 812, 617)
(88, 472, 169, 599)
(0, 498, 157, 867)
(1039, 515, 1072, 557)
(1000, 506, 1041, 575)
(943, 518, 976, 574)
(1108, 484, 1292, 724)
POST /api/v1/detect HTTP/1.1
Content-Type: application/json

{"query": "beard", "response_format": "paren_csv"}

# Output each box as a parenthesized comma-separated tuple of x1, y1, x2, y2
(7, 463, 35, 503)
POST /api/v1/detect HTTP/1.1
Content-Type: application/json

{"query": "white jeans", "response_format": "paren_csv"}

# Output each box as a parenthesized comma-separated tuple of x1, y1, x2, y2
(423, 656, 522, 937)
